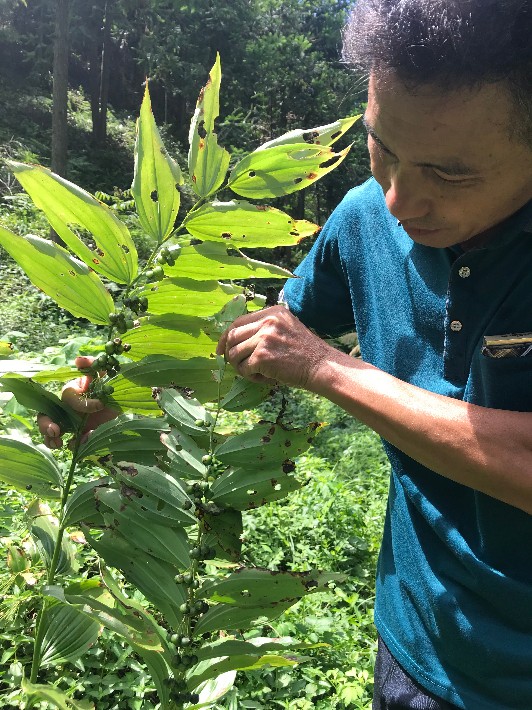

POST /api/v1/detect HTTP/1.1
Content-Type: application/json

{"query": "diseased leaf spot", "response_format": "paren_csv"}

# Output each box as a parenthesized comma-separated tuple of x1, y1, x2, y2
(303, 130, 320, 143)
(197, 120, 207, 139)
(294, 177, 303, 184)
(122, 244, 130, 253)
(92, 259, 100, 264)
(261, 436, 271, 444)
(274, 483, 282, 491)
(246, 489, 257, 495)
(256, 205, 268, 211)
(69, 270, 75, 276)
(150, 190, 158, 202)
(282, 459, 296, 474)
(320, 155, 341, 169)
(221, 232, 232, 239)
(330, 130, 342, 140)
(304, 580, 319, 591)
(192, 175, 197, 183)
(199, 140, 205, 150)
(96, 248, 105, 257)
(307, 172, 318, 180)
(248, 170, 256, 177)
(284, 440, 291, 447)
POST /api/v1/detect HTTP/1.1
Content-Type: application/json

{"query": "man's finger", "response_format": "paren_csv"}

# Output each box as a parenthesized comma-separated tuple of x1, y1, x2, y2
(62, 380, 104, 414)
(37, 414, 61, 438)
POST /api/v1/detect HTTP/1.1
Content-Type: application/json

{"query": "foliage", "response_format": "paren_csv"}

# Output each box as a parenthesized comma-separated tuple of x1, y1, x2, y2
(0, 57, 363, 708)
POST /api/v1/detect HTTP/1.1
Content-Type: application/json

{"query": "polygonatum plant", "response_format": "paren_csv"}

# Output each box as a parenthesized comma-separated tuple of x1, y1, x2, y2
(0, 54, 359, 708)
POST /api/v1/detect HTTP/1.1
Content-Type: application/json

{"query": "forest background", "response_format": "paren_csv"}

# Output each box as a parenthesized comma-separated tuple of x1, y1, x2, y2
(0, 1, 390, 708)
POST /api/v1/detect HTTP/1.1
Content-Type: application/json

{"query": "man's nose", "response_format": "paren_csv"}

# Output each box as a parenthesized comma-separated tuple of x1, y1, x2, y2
(384, 169, 430, 223)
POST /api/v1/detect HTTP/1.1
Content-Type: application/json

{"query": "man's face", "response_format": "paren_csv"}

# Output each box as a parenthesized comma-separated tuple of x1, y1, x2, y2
(365, 73, 532, 247)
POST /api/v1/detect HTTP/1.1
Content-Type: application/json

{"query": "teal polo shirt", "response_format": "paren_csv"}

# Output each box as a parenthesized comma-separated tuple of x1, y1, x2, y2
(283, 178, 532, 709)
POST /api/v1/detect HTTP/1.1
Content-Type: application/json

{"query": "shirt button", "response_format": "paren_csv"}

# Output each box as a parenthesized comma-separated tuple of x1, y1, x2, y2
(450, 320, 463, 332)
(458, 266, 471, 278)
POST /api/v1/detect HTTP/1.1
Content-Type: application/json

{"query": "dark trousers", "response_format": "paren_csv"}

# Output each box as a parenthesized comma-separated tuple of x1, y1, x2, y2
(373, 636, 461, 710)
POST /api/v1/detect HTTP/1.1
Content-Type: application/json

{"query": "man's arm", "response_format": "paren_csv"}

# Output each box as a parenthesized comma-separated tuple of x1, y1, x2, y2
(217, 306, 532, 515)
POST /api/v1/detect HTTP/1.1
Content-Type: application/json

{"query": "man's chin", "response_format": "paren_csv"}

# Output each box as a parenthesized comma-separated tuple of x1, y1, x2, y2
(402, 226, 464, 248)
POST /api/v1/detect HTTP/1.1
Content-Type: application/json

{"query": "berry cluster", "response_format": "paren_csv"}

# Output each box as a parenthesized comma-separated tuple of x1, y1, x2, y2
(145, 265, 165, 281)
(163, 676, 200, 706)
(108, 311, 135, 334)
(156, 245, 176, 266)
(90, 337, 131, 380)
(123, 295, 148, 314)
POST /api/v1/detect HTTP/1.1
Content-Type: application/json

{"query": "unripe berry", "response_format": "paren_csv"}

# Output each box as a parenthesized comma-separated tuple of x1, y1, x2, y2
(122, 343, 131, 352)
(194, 419, 205, 427)
(125, 318, 134, 330)
(179, 602, 188, 614)
(174, 574, 184, 584)
(152, 265, 165, 280)
(170, 633, 180, 644)
(183, 500, 192, 510)
(102, 384, 114, 395)
(105, 341, 115, 355)
(180, 636, 191, 647)
(202, 454, 213, 464)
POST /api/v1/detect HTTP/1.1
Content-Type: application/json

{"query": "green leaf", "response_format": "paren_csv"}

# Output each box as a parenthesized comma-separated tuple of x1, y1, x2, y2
(0, 373, 81, 432)
(158, 388, 213, 434)
(132, 84, 182, 244)
(9, 161, 138, 284)
(184, 200, 318, 248)
(201, 509, 242, 562)
(199, 568, 344, 607)
(220, 377, 272, 412)
(103, 377, 162, 417)
(130, 644, 171, 707)
(22, 679, 94, 710)
(214, 421, 323, 468)
(0, 340, 13, 357)
(195, 636, 324, 662)
(121, 314, 217, 361)
(227, 143, 351, 198)
(39, 601, 100, 667)
(27, 499, 78, 574)
(75, 413, 169, 466)
(188, 54, 230, 198)
(84, 527, 185, 628)
(164, 242, 293, 280)
(209, 466, 303, 511)
(257, 115, 360, 151)
(187, 653, 297, 691)
(189, 670, 236, 709)
(162, 429, 208, 480)
(0, 437, 62, 499)
(100, 465, 196, 526)
(0, 227, 114, 324)
(103, 505, 190, 570)
(111, 355, 236, 404)
(62, 478, 111, 527)
(192, 600, 294, 636)
(139, 278, 247, 317)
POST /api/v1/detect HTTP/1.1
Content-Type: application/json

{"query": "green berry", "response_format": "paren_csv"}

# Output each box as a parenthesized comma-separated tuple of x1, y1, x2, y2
(145, 269, 154, 280)
(170, 633, 180, 644)
(202, 454, 213, 464)
(174, 574, 184, 584)
(183, 500, 192, 510)
(183, 573, 193, 585)
(180, 636, 191, 647)
(179, 602, 188, 614)
(194, 419, 205, 427)
(190, 547, 201, 560)
(125, 318, 134, 330)
(105, 341, 115, 355)
(109, 312, 118, 323)
(102, 384, 114, 395)
(152, 265, 165, 280)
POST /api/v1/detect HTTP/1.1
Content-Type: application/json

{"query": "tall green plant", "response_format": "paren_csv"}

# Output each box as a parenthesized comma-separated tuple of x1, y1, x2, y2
(0, 55, 359, 708)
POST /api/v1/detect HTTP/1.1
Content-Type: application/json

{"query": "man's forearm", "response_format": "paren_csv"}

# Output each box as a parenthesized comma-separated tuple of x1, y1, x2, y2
(308, 349, 532, 514)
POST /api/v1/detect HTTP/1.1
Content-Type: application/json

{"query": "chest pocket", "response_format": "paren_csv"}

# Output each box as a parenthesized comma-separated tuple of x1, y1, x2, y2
(466, 347, 532, 411)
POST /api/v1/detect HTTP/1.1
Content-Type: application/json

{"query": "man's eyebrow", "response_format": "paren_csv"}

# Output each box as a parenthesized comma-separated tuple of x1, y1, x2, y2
(362, 116, 478, 176)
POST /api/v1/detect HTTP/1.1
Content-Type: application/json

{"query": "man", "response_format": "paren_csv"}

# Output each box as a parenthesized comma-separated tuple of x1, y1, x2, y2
(216, 1, 532, 708)
(39, 0, 531, 707)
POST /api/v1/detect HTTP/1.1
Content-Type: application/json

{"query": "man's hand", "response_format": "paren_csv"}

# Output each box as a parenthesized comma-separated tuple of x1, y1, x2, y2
(37, 356, 117, 449)
(216, 305, 333, 389)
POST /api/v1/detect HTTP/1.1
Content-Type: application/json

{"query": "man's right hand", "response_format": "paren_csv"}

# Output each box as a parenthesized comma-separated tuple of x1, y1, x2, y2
(37, 356, 118, 449)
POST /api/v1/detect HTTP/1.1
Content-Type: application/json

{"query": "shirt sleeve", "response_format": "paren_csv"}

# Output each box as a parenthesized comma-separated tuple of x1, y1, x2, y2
(282, 209, 356, 338)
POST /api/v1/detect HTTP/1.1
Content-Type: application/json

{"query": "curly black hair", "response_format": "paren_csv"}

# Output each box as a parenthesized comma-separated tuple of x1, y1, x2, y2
(342, 0, 532, 144)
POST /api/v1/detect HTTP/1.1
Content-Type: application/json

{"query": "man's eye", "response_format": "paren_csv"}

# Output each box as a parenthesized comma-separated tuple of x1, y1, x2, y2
(432, 168, 474, 184)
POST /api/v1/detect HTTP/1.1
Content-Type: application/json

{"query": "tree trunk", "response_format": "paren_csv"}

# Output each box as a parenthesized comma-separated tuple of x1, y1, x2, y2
(92, 0, 111, 145)
(51, 0, 69, 177)
(50, 0, 70, 243)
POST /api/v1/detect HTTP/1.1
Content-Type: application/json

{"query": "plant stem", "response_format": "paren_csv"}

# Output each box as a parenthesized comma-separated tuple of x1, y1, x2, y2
(29, 414, 88, 683)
